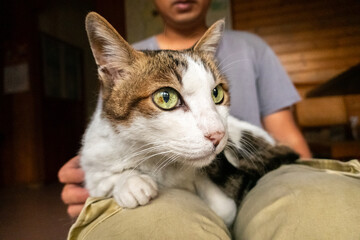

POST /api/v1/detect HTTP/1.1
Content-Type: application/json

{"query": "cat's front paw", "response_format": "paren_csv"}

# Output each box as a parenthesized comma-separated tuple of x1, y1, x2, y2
(114, 174, 158, 208)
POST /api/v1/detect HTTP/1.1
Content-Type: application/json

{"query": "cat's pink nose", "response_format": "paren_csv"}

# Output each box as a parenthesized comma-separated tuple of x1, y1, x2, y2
(205, 131, 225, 147)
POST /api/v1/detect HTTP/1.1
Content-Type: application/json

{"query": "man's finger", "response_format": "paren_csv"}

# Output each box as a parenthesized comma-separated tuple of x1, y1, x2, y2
(67, 204, 85, 218)
(58, 156, 85, 184)
(61, 184, 89, 205)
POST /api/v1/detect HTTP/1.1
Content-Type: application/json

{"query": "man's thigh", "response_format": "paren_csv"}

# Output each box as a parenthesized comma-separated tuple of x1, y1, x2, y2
(234, 161, 360, 240)
(68, 188, 231, 240)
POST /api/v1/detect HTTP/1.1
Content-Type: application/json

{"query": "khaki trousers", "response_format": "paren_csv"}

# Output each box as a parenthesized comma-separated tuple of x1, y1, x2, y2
(68, 159, 360, 240)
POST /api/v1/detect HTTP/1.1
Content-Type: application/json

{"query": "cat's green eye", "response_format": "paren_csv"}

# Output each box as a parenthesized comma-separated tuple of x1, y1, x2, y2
(153, 88, 180, 110)
(212, 85, 224, 104)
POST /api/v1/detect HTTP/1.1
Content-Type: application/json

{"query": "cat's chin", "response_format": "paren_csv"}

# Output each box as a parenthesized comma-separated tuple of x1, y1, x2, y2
(184, 153, 217, 168)
(181, 139, 228, 168)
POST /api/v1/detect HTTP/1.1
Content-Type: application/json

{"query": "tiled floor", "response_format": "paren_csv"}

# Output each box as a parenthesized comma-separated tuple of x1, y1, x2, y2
(0, 183, 73, 240)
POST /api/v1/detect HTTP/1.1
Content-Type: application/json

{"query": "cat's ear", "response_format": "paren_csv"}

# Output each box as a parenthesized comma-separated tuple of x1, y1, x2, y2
(193, 19, 225, 57)
(85, 12, 140, 85)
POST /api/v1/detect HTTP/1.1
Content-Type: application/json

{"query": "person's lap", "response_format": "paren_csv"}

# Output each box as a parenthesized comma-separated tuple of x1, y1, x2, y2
(233, 159, 360, 240)
(68, 159, 360, 240)
(68, 188, 231, 240)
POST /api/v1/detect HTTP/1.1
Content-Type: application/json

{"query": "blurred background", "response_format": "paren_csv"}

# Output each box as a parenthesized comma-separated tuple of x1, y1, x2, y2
(0, 0, 359, 239)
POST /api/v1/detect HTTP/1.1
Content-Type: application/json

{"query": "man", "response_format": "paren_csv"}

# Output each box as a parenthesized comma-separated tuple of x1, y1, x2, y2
(60, 0, 311, 218)
(64, 1, 360, 239)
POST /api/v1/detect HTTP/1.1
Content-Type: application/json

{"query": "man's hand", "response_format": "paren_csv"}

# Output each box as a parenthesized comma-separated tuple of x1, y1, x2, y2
(58, 156, 89, 218)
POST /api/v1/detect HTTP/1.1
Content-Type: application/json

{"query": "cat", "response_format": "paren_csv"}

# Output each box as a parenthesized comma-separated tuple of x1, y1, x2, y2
(81, 12, 299, 226)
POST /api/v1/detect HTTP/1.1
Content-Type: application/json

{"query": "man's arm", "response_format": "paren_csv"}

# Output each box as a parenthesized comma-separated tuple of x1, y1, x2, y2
(58, 156, 89, 218)
(262, 108, 312, 158)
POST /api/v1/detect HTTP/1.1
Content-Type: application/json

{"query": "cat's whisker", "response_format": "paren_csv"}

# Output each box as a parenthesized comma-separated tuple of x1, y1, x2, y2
(153, 153, 180, 175)
(224, 145, 241, 164)
(112, 144, 165, 169)
(219, 59, 251, 73)
(125, 150, 174, 175)
(167, 140, 211, 151)
(229, 138, 264, 171)
(240, 138, 260, 155)
(118, 146, 157, 165)
(217, 53, 246, 68)
(241, 150, 266, 172)
(240, 138, 265, 157)
(119, 140, 201, 173)
(243, 135, 271, 155)
(153, 153, 174, 174)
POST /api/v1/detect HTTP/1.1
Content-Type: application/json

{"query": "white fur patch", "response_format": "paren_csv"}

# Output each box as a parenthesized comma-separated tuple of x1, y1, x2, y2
(195, 174, 237, 227)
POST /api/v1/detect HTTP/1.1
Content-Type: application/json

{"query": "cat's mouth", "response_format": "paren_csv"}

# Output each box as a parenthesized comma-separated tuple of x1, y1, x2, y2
(184, 142, 227, 167)
(185, 140, 227, 168)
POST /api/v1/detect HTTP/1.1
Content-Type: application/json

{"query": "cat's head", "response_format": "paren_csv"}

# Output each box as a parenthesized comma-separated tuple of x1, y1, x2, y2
(85, 12, 229, 167)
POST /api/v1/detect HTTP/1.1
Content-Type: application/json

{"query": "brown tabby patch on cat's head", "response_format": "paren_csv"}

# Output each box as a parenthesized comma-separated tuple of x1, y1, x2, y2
(85, 12, 228, 125)
(102, 50, 188, 123)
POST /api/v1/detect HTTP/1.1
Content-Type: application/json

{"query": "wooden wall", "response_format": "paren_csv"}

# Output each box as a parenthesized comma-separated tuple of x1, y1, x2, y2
(231, 0, 360, 97)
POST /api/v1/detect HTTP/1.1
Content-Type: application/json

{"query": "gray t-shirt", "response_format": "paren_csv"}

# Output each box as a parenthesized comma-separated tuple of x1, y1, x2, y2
(132, 30, 300, 128)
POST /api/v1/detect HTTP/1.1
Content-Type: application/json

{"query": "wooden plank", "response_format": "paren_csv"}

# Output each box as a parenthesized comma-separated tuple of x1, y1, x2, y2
(233, 1, 329, 20)
(278, 45, 360, 63)
(263, 25, 360, 45)
(344, 95, 360, 120)
(249, 14, 360, 36)
(233, 4, 360, 29)
(296, 96, 348, 126)
(290, 68, 349, 85)
(231, 0, 285, 12)
(295, 85, 318, 99)
(233, 2, 357, 29)
(272, 36, 360, 55)
(331, 141, 360, 159)
(283, 56, 360, 73)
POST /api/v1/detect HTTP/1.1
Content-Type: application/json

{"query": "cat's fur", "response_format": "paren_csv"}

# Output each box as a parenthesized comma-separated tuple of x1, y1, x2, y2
(206, 117, 299, 205)
(81, 12, 299, 226)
